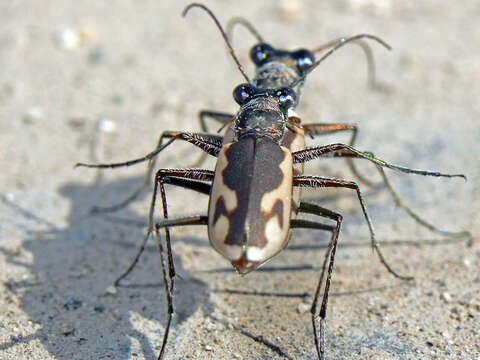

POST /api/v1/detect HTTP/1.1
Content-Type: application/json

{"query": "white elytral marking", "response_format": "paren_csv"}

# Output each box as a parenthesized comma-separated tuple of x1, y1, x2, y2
(247, 216, 284, 262)
(210, 145, 237, 212)
(208, 143, 241, 261)
(210, 214, 242, 261)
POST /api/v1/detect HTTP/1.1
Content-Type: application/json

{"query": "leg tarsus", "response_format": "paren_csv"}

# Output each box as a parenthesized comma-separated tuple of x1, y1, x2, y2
(376, 166, 471, 238)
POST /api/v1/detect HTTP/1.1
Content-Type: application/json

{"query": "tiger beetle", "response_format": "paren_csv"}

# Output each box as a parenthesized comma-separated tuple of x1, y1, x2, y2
(75, 4, 392, 214)
(75, 3, 470, 359)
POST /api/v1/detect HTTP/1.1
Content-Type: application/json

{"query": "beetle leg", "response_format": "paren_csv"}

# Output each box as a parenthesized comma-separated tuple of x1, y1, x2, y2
(294, 175, 413, 280)
(198, 110, 234, 133)
(76, 131, 223, 170)
(293, 178, 411, 359)
(139, 168, 214, 360)
(302, 123, 375, 186)
(290, 201, 342, 360)
(115, 168, 214, 360)
(294, 145, 470, 238)
(375, 165, 470, 237)
(190, 110, 234, 167)
(114, 168, 214, 287)
(293, 143, 466, 179)
(153, 215, 208, 360)
(75, 131, 221, 214)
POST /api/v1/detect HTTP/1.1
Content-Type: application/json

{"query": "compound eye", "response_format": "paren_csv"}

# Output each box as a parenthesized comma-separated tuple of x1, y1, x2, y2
(233, 83, 256, 105)
(293, 49, 315, 72)
(276, 87, 296, 109)
(249, 43, 274, 65)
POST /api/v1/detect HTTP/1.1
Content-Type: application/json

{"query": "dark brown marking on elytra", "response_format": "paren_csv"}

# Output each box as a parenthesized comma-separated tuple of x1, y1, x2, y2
(266, 199, 284, 229)
(212, 196, 228, 227)
(220, 136, 287, 248)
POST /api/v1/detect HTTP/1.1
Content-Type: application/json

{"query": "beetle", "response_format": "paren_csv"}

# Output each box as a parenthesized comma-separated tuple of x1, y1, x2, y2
(75, 3, 470, 359)
(75, 5, 392, 214)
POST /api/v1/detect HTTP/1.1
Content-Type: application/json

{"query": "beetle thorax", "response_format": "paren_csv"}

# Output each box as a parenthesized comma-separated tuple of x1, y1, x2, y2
(234, 97, 286, 142)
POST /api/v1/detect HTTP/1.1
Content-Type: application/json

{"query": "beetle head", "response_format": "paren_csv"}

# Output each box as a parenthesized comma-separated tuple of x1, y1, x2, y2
(232, 83, 297, 142)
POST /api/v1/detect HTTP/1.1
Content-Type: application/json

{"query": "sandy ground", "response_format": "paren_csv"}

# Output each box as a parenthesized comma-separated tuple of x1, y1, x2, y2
(0, 1, 479, 359)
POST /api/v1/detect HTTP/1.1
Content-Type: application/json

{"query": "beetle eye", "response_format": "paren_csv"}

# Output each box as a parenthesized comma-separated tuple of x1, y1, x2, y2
(293, 49, 315, 72)
(276, 87, 296, 109)
(233, 83, 256, 105)
(249, 43, 274, 65)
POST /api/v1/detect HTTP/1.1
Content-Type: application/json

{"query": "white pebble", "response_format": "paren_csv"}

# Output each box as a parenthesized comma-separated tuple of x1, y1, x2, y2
(297, 302, 310, 314)
(97, 118, 116, 133)
(441, 292, 452, 303)
(56, 28, 81, 50)
(24, 106, 44, 122)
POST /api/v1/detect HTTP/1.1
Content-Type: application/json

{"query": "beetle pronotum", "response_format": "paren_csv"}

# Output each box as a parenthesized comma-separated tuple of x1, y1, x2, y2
(76, 3, 470, 359)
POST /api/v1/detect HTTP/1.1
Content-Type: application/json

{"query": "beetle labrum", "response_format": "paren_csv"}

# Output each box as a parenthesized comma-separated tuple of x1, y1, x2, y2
(75, 3, 470, 359)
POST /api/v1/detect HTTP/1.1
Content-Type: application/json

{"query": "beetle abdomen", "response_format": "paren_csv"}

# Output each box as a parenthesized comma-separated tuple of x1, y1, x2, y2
(208, 137, 293, 274)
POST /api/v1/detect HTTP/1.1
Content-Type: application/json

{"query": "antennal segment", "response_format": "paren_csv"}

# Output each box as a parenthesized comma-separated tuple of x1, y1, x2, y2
(226, 16, 265, 43)
(183, 3, 251, 83)
(290, 33, 392, 87)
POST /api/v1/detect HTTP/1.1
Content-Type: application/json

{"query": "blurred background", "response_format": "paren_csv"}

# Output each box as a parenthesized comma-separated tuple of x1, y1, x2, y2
(0, 1, 478, 359)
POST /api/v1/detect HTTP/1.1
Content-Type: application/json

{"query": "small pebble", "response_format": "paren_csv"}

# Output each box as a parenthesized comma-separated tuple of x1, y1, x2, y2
(61, 323, 75, 336)
(56, 28, 81, 50)
(94, 305, 105, 313)
(68, 117, 86, 130)
(97, 118, 116, 133)
(88, 46, 106, 65)
(205, 321, 217, 331)
(441, 292, 452, 303)
(10, 335, 20, 344)
(76, 337, 87, 345)
(297, 302, 310, 314)
(105, 285, 117, 296)
(55, 25, 95, 50)
(129, 291, 140, 298)
(23, 106, 44, 124)
(64, 299, 83, 311)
